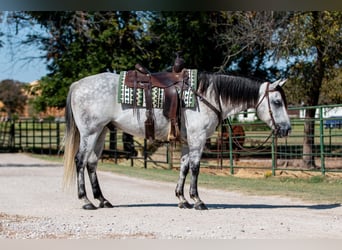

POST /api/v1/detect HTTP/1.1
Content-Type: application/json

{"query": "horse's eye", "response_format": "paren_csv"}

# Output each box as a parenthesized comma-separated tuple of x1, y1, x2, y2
(273, 100, 282, 107)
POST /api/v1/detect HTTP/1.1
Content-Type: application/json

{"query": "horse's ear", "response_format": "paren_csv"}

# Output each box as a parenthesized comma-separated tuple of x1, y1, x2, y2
(278, 79, 287, 87)
(272, 79, 287, 88)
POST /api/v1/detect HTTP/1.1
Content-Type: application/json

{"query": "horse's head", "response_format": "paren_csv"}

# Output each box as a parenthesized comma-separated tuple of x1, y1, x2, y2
(256, 79, 291, 138)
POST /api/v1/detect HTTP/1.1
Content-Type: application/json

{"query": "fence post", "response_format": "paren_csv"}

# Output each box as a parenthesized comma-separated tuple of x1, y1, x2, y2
(48, 121, 52, 155)
(9, 121, 15, 150)
(228, 123, 234, 175)
(40, 120, 43, 154)
(144, 138, 147, 169)
(32, 119, 36, 150)
(319, 107, 325, 175)
(18, 120, 22, 151)
(56, 121, 60, 153)
(167, 143, 173, 169)
(271, 133, 277, 176)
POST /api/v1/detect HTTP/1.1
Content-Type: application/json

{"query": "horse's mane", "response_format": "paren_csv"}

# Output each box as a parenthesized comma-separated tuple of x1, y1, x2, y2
(197, 73, 262, 107)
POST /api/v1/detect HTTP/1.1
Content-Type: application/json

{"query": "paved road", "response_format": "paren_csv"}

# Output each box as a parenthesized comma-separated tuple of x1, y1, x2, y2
(1, 153, 342, 239)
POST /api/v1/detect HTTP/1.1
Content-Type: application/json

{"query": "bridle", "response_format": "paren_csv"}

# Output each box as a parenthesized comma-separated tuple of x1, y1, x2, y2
(190, 87, 223, 124)
(192, 81, 280, 133)
(255, 82, 279, 134)
(192, 81, 282, 152)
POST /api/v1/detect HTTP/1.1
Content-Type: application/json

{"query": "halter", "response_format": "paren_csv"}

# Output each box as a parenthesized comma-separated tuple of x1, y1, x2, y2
(255, 82, 279, 133)
(222, 82, 281, 153)
(192, 81, 279, 131)
(191, 81, 283, 153)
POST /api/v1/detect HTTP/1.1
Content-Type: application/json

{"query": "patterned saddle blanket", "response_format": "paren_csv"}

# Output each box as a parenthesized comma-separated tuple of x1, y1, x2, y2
(117, 69, 198, 108)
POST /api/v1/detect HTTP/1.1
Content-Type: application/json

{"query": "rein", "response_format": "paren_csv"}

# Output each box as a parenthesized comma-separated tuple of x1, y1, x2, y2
(224, 118, 275, 153)
(224, 82, 278, 152)
(190, 87, 222, 124)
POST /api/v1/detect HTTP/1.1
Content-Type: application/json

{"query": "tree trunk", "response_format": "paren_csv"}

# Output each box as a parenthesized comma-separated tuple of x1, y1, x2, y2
(302, 108, 317, 168)
(301, 12, 325, 169)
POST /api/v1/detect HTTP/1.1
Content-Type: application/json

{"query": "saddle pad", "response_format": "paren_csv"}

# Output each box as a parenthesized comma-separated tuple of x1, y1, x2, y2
(118, 69, 197, 108)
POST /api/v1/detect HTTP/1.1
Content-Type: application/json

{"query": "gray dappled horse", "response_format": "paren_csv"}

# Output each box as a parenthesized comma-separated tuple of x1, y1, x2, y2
(63, 72, 291, 210)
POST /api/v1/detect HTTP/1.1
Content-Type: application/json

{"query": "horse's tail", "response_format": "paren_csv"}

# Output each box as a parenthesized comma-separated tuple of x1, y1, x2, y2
(63, 84, 79, 190)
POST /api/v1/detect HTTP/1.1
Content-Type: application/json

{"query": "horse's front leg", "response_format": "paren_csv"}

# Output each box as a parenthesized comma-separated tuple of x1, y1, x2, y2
(189, 150, 208, 210)
(175, 147, 192, 209)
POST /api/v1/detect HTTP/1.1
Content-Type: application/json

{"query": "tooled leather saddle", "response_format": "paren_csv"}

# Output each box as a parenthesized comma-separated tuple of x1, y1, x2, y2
(123, 55, 189, 141)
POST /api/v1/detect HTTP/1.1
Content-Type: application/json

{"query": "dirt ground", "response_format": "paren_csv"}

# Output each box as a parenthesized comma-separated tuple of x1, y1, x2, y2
(198, 158, 342, 179)
(1, 153, 342, 239)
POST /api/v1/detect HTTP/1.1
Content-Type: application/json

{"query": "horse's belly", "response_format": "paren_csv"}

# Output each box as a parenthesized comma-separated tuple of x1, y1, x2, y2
(114, 108, 170, 141)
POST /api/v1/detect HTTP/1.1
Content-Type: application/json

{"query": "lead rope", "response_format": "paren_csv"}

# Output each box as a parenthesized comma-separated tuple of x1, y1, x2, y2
(191, 83, 277, 153)
(224, 82, 277, 153)
(224, 118, 275, 153)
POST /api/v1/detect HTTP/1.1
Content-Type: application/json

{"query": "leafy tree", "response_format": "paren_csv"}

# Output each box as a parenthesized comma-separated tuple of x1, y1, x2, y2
(320, 68, 342, 104)
(0, 79, 27, 119)
(277, 11, 342, 168)
(19, 11, 154, 110)
(19, 11, 229, 110)
(214, 11, 289, 80)
(148, 12, 226, 71)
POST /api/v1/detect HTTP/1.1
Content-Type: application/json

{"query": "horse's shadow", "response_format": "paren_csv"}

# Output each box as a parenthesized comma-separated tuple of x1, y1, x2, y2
(113, 203, 341, 210)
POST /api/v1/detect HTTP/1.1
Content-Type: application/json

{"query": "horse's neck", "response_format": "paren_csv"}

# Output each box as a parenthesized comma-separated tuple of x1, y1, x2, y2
(201, 77, 262, 120)
(220, 83, 264, 119)
(221, 102, 250, 119)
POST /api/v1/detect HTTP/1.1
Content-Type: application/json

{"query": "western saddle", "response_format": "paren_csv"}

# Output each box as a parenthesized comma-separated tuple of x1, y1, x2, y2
(123, 54, 189, 141)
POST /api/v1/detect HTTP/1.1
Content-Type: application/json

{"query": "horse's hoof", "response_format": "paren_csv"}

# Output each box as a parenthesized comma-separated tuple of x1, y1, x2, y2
(82, 203, 97, 210)
(178, 201, 193, 209)
(194, 201, 208, 210)
(100, 200, 113, 208)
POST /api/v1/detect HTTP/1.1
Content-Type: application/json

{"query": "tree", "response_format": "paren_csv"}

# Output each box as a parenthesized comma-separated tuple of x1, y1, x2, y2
(214, 11, 289, 80)
(0, 79, 27, 119)
(277, 11, 342, 168)
(148, 12, 226, 71)
(320, 68, 342, 104)
(18, 11, 229, 110)
(17, 11, 154, 110)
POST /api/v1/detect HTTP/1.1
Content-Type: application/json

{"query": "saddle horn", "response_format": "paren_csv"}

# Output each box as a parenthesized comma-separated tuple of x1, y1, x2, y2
(173, 51, 185, 73)
(135, 63, 150, 75)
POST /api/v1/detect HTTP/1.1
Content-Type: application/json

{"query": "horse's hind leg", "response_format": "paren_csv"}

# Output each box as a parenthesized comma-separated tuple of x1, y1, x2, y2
(76, 130, 111, 210)
(75, 146, 97, 210)
(86, 128, 113, 208)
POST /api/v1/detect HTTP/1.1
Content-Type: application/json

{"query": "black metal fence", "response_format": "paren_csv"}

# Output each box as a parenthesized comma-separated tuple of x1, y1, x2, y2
(0, 119, 62, 154)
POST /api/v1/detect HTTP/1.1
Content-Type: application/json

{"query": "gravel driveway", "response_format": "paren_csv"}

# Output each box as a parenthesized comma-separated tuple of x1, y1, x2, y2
(0, 153, 342, 239)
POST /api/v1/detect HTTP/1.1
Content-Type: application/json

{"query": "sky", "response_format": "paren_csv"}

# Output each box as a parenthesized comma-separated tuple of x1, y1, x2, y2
(0, 15, 49, 83)
(0, 43, 48, 83)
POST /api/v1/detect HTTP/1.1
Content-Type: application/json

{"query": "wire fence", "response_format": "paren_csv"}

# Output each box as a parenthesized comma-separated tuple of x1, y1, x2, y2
(0, 104, 341, 175)
(200, 104, 342, 175)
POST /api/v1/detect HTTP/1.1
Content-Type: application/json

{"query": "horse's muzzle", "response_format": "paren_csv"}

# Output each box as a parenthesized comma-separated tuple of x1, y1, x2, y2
(275, 124, 291, 138)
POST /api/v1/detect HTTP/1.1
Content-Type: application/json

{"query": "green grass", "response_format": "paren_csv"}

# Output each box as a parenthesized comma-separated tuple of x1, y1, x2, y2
(30, 153, 342, 204)
(99, 161, 342, 204)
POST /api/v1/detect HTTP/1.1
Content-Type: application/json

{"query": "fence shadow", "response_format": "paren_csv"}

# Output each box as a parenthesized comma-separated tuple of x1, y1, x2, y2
(206, 203, 341, 210)
(112, 202, 341, 210)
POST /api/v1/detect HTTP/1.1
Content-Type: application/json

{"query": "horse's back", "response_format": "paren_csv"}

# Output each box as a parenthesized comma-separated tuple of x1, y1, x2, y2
(69, 72, 120, 130)
(71, 72, 119, 92)
(71, 72, 119, 101)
